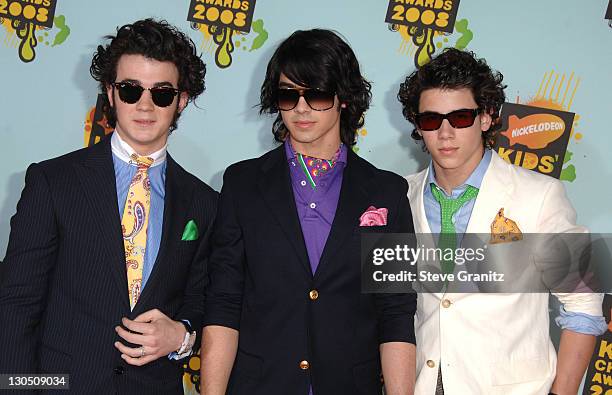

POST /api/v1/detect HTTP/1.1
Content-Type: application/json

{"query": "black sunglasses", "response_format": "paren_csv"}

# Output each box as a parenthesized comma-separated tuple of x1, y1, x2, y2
(415, 108, 480, 131)
(112, 82, 180, 108)
(277, 88, 336, 111)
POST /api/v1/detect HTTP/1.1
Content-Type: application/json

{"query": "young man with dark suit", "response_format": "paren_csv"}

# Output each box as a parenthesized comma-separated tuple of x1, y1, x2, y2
(200, 29, 417, 395)
(0, 19, 217, 394)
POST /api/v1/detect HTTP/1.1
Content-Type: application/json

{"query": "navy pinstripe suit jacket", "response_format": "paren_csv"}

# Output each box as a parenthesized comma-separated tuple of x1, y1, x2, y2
(205, 145, 417, 395)
(0, 135, 217, 394)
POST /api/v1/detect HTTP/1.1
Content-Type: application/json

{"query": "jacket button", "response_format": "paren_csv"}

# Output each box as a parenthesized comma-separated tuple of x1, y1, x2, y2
(113, 366, 124, 375)
(299, 360, 310, 370)
(426, 360, 436, 368)
(309, 290, 319, 300)
(441, 299, 451, 308)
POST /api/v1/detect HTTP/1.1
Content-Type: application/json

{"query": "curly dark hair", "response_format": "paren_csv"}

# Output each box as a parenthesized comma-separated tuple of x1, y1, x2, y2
(90, 18, 206, 132)
(259, 29, 371, 146)
(397, 48, 506, 149)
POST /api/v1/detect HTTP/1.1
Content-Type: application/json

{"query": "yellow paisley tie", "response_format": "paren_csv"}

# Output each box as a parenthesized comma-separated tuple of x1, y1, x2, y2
(122, 154, 154, 309)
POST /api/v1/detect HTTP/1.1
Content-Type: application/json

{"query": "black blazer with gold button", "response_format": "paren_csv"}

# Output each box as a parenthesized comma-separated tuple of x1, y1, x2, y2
(204, 144, 416, 395)
(0, 136, 217, 394)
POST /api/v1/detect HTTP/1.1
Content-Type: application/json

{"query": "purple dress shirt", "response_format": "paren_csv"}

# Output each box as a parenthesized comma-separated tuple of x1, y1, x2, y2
(285, 141, 347, 395)
(284, 141, 347, 275)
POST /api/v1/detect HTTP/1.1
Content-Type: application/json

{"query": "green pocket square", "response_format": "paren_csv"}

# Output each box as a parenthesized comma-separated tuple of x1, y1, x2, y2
(181, 220, 199, 241)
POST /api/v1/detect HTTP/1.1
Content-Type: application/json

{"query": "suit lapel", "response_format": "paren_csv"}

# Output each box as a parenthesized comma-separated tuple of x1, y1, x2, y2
(75, 137, 130, 309)
(314, 150, 375, 280)
(258, 145, 311, 277)
(134, 154, 193, 312)
(445, 153, 514, 300)
(406, 167, 444, 297)
(465, 152, 514, 234)
(407, 168, 432, 234)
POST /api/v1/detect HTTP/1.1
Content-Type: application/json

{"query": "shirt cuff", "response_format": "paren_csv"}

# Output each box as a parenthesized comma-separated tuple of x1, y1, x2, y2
(168, 350, 192, 360)
(555, 305, 608, 336)
(167, 319, 193, 360)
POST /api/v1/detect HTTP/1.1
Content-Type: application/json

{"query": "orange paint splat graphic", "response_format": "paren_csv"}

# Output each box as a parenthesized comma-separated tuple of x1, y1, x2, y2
(526, 98, 565, 111)
(83, 107, 95, 133)
(501, 114, 566, 149)
(83, 105, 113, 147)
(527, 70, 584, 143)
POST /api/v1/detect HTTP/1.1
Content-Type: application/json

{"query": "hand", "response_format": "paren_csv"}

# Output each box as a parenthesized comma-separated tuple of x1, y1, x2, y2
(114, 308, 186, 366)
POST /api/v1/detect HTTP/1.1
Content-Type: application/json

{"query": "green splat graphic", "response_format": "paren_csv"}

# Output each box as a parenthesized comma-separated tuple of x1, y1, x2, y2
(352, 146, 360, 153)
(52, 15, 70, 47)
(454, 19, 473, 50)
(249, 19, 268, 52)
(560, 164, 576, 182)
(560, 150, 576, 182)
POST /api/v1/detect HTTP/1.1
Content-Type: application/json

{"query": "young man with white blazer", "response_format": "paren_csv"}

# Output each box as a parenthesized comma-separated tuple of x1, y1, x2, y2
(397, 48, 607, 395)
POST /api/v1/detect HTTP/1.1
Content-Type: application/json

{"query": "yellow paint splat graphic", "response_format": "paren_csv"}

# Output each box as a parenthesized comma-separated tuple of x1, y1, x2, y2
(393, 24, 437, 67)
(392, 18, 472, 68)
(211, 25, 235, 69)
(353, 127, 369, 153)
(528, 70, 582, 141)
(2, 14, 70, 62)
(83, 105, 113, 147)
(182, 352, 201, 395)
(2, 19, 19, 48)
(518, 70, 583, 182)
(192, 18, 268, 70)
(534, 70, 581, 112)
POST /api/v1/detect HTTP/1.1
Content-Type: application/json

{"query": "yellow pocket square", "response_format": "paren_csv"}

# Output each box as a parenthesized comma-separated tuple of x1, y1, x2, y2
(489, 208, 523, 244)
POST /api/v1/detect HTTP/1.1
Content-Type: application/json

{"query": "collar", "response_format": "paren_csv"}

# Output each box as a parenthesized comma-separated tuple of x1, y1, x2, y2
(283, 139, 348, 165)
(428, 148, 492, 194)
(111, 131, 167, 167)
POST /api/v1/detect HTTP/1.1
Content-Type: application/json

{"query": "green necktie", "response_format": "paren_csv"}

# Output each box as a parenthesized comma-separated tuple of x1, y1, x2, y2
(430, 184, 479, 275)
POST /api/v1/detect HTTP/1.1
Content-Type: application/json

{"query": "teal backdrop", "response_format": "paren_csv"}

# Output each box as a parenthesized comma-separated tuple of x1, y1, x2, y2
(1, 1, 611, 393)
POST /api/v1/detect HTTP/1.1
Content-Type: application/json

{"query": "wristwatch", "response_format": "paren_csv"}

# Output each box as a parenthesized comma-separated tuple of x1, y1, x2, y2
(176, 320, 196, 359)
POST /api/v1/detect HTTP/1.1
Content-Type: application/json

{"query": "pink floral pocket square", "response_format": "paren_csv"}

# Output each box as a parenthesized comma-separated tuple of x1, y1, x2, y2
(359, 206, 388, 226)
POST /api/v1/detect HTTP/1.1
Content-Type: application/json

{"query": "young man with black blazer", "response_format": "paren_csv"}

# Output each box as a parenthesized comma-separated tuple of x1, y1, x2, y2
(0, 19, 217, 394)
(201, 29, 417, 395)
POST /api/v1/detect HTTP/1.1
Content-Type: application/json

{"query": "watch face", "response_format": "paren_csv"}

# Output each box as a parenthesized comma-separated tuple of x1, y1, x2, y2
(187, 331, 197, 349)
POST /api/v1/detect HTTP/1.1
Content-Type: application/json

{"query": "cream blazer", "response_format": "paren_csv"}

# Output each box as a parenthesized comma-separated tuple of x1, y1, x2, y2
(406, 151, 603, 395)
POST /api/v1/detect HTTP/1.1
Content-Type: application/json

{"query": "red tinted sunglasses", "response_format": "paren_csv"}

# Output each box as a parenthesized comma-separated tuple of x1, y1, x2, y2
(415, 108, 480, 131)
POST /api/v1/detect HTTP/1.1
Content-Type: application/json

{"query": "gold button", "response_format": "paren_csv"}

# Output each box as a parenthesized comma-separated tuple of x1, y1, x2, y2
(441, 299, 451, 308)
(299, 360, 310, 370)
(309, 290, 319, 300)
(426, 360, 436, 368)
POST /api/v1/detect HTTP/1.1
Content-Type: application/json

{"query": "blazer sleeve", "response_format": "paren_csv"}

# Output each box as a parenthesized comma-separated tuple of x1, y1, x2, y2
(537, 179, 605, 318)
(172, 187, 218, 350)
(203, 167, 245, 331)
(0, 163, 59, 373)
(374, 177, 417, 345)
